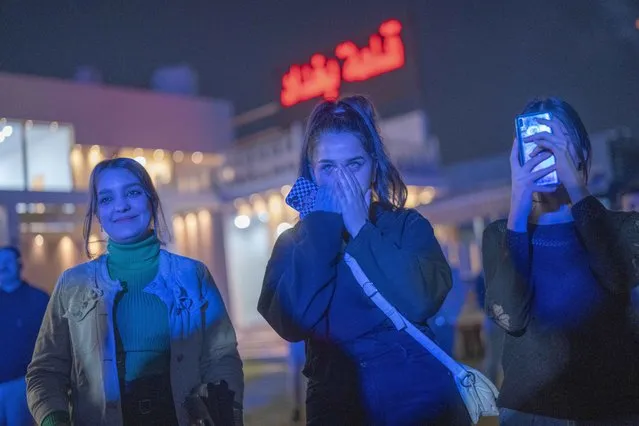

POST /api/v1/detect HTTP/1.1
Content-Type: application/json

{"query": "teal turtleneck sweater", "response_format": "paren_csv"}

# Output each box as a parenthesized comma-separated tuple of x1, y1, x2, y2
(107, 233, 171, 383)
(41, 233, 172, 426)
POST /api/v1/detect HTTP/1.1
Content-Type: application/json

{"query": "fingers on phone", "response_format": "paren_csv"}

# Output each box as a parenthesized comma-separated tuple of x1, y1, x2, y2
(530, 145, 545, 157)
(525, 151, 553, 171)
(530, 165, 556, 181)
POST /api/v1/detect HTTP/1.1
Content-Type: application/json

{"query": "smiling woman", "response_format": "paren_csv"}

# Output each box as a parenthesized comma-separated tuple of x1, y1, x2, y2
(83, 157, 170, 256)
(26, 157, 245, 426)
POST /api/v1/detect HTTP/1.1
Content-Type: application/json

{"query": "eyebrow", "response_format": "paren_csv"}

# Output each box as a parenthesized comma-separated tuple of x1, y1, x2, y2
(317, 156, 365, 164)
(97, 182, 143, 195)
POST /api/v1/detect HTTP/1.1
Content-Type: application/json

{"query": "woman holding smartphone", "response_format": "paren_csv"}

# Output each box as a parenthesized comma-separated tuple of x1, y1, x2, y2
(26, 158, 244, 426)
(482, 97, 639, 425)
(258, 95, 469, 425)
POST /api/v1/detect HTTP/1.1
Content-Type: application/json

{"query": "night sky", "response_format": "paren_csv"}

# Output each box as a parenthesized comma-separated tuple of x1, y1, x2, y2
(1, 0, 638, 163)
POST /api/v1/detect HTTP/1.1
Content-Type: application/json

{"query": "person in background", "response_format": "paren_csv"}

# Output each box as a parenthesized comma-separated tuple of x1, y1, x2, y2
(287, 341, 306, 423)
(620, 185, 639, 213)
(474, 273, 503, 385)
(26, 158, 244, 426)
(483, 97, 639, 425)
(258, 95, 469, 425)
(0, 246, 48, 426)
(620, 185, 639, 310)
(429, 267, 467, 356)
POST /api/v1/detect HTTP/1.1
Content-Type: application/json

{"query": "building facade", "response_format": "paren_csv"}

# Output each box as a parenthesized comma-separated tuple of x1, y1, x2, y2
(0, 72, 233, 308)
(0, 69, 624, 358)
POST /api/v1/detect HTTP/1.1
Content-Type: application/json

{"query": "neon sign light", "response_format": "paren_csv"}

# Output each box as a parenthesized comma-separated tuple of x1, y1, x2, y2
(281, 19, 405, 107)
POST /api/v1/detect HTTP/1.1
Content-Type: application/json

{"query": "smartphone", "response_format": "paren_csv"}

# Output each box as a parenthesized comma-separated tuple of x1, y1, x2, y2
(515, 111, 559, 186)
(285, 177, 319, 219)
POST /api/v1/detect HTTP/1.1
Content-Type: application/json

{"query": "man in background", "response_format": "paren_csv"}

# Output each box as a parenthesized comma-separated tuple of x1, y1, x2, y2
(287, 340, 306, 423)
(429, 268, 468, 357)
(620, 187, 639, 212)
(0, 246, 48, 426)
(620, 186, 639, 310)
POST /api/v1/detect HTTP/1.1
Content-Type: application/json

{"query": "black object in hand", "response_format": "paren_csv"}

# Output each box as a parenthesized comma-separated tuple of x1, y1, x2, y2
(202, 380, 236, 426)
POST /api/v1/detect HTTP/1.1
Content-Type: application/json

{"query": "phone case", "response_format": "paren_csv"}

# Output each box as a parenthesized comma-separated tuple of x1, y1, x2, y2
(285, 177, 318, 219)
(515, 111, 559, 186)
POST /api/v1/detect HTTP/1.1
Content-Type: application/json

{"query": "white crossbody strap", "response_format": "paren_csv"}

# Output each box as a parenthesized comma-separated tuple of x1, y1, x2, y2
(344, 253, 465, 377)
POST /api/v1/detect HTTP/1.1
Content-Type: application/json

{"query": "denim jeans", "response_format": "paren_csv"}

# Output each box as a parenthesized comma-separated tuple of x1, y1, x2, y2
(307, 329, 470, 426)
(500, 408, 639, 426)
(0, 376, 33, 426)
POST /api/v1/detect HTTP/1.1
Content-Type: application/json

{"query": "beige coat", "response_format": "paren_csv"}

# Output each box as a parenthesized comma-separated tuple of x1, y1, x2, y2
(26, 250, 243, 426)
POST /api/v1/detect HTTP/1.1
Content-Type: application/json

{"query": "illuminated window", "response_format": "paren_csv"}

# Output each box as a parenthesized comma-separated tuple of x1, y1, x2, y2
(25, 121, 74, 191)
(117, 147, 173, 187)
(0, 120, 26, 189)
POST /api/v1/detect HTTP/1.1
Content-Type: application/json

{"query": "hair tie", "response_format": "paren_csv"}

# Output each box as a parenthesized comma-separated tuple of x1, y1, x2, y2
(333, 105, 347, 115)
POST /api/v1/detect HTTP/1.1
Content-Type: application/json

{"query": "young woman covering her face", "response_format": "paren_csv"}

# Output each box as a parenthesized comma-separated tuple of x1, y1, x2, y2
(259, 96, 470, 425)
(482, 97, 639, 425)
(26, 158, 244, 426)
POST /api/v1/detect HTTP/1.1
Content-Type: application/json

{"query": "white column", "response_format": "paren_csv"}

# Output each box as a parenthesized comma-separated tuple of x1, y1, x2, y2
(457, 242, 472, 280)
(472, 216, 485, 248)
(209, 210, 230, 309)
(289, 121, 304, 145)
(0, 203, 19, 247)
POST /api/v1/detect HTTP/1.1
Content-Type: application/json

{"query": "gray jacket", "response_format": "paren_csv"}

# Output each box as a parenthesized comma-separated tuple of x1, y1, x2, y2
(26, 250, 244, 426)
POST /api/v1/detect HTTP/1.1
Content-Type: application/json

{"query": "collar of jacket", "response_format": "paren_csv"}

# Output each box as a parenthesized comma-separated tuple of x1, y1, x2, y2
(93, 249, 200, 316)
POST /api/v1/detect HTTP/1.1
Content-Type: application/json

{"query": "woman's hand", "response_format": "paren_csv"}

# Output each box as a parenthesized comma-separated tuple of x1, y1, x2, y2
(508, 138, 557, 232)
(312, 182, 341, 214)
(525, 118, 589, 203)
(335, 166, 371, 238)
(184, 392, 214, 426)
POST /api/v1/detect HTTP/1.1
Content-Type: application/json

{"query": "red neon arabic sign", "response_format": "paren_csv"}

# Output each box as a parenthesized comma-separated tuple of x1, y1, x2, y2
(281, 19, 405, 107)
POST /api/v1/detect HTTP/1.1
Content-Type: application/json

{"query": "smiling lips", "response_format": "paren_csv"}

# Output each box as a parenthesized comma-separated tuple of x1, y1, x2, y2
(113, 215, 138, 223)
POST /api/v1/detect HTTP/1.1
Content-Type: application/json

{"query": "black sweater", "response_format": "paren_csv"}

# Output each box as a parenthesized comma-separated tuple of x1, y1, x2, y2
(258, 204, 452, 343)
(483, 196, 639, 420)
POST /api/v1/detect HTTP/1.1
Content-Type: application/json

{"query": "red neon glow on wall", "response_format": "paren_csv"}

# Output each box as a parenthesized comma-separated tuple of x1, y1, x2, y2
(281, 19, 405, 107)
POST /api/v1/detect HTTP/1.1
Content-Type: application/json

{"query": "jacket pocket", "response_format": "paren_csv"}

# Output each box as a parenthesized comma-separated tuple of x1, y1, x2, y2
(63, 292, 101, 353)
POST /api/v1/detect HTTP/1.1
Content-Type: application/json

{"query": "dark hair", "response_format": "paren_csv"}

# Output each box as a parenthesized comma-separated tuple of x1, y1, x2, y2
(0, 246, 22, 271)
(82, 157, 170, 258)
(521, 97, 592, 183)
(298, 95, 408, 209)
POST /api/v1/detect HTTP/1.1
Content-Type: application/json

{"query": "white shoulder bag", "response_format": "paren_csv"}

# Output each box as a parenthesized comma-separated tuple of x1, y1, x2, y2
(343, 253, 499, 425)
